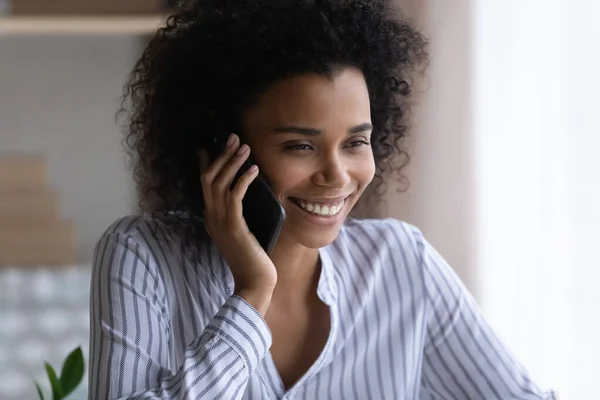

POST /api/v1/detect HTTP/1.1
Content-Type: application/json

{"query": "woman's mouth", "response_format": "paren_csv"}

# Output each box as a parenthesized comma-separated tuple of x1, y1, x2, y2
(289, 196, 347, 217)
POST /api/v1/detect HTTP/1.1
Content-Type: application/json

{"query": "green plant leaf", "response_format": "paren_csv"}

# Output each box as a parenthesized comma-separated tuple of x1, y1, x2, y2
(34, 381, 45, 400)
(45, 363, 63, 400)
(59, 347, 84, 397)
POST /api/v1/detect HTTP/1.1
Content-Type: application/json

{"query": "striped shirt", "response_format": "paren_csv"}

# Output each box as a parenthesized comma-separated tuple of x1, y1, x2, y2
(89, 214, 557, 400)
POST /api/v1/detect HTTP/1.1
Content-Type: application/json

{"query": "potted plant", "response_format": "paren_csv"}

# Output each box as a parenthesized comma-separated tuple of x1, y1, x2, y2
(35, 347, 84, 400)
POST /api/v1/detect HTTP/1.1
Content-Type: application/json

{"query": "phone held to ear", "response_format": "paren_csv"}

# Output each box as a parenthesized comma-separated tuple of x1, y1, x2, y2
(205, 135, 286, 255)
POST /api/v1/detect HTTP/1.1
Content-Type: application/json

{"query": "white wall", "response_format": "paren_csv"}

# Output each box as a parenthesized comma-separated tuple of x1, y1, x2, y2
(473, 0, 598, 397)
(565, 1, 600, 395)
(0, 36, 139, 263)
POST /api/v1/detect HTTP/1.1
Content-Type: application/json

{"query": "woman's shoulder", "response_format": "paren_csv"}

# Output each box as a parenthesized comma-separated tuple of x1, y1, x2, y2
(329, 217, 428, 271)
(93, 213, 215, 284)
(326, 218, 431, 300)
(96, 212, 205, 256)
(100, 212, 195, 238)
(340, 216, 426, 251)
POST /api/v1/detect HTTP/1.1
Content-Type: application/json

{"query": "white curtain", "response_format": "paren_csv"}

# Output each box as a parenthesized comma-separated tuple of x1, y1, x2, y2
(474, 0, 600, 398)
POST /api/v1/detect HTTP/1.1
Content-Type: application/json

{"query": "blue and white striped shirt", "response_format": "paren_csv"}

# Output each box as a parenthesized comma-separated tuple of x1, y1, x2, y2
(89, 214, 556, 399)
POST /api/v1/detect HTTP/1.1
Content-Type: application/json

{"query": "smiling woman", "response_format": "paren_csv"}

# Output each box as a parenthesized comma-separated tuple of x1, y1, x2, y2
(89, 0, 556, 399)
(239, 69, 375, 249)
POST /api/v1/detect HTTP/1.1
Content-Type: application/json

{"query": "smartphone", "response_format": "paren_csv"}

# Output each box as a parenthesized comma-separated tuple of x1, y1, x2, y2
(204, 135, 286, 255)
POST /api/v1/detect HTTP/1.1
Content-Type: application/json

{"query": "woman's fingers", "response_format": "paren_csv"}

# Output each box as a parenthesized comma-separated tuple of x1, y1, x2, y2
(198, 133, 258, 234)
(200, 134, 239, 187)
(212, 144, 251, 222)
(214, 144, 250, 195)
(199, 134, 238, 216)
(228, 164, 259, 229)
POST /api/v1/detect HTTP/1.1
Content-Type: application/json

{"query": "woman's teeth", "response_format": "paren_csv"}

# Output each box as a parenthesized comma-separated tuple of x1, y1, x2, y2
(293, 198, 345, 217)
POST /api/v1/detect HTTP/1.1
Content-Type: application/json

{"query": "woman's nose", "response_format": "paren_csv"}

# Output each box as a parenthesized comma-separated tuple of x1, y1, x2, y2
(311, 156, 352, 189)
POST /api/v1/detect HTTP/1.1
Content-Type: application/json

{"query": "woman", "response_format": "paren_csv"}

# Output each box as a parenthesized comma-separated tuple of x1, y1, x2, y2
(89, 0, 557, 399)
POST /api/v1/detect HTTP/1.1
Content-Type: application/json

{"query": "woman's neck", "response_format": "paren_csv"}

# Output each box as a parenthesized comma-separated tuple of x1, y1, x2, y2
(269, 238, 321, 307)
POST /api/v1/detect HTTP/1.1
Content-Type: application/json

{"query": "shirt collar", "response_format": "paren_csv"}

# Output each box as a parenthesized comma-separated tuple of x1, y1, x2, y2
(317, 245, 338, 305)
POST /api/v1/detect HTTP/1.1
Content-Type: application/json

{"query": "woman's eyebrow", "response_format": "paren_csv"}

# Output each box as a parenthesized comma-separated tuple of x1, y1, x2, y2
(348, 122, 373, 134)
(273, 122, 373, 136)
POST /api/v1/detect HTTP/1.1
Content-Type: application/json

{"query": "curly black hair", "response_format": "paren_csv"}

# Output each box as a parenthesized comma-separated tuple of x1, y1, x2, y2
(120, 0, 428, 225)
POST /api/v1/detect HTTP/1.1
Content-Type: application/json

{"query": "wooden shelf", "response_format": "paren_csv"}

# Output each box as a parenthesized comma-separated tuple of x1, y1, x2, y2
(0, 15, 167, 35)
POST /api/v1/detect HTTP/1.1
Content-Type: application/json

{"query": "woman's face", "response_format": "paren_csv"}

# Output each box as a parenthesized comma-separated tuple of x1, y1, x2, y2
(242, 67, 375, 248)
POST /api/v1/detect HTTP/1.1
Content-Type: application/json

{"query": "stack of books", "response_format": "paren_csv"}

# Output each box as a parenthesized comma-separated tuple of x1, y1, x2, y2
(0, 157, 75, 266)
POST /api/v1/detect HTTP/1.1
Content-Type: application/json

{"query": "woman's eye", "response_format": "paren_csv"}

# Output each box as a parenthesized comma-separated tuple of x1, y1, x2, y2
(286, 144, 314, 151)
(346, 140, 371, 148)
(284, 140, 370, 152)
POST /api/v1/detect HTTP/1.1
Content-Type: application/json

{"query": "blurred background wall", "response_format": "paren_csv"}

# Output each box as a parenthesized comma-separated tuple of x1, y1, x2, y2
(384, 0, 478, 294)
(0, 37, 138, 263)
(0, 6, 162, 399)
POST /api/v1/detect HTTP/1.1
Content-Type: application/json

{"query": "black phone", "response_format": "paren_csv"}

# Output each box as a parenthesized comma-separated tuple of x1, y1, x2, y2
(204, 135, 285, 255)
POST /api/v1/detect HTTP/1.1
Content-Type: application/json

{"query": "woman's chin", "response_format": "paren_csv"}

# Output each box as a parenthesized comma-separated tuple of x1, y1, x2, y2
(284, 224, 344, 249)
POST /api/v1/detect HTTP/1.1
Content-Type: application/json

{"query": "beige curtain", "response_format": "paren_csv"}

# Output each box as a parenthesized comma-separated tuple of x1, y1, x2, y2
(355, 0, 478, 295)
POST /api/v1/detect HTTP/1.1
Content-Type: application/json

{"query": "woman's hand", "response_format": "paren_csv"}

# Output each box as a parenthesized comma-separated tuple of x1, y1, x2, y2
(198, 134, 277, 313)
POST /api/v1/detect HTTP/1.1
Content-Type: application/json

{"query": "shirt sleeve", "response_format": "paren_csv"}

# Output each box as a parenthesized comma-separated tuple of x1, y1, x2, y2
(415, 229, 558, 400)
(88, 232, 272, 400)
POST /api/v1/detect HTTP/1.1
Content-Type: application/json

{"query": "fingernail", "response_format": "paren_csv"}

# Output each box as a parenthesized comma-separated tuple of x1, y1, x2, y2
(238, 144, 249, 154)
(227, 133, 237, 147)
